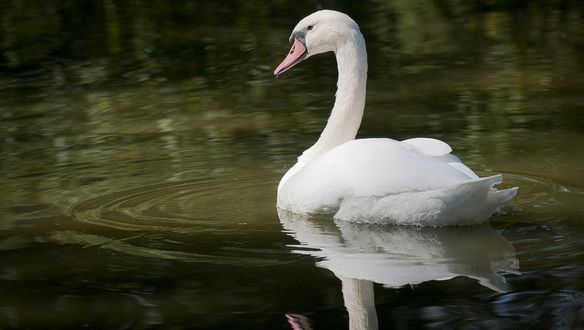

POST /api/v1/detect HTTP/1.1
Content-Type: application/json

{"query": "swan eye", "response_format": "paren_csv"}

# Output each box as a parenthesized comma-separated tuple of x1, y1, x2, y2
(307, 25, 313, 31)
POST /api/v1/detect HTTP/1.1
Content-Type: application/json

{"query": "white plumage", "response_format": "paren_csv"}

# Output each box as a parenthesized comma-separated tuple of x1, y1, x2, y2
(274, 10, 517, 226)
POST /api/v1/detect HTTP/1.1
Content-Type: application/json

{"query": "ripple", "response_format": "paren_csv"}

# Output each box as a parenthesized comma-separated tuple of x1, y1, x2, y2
(502, 171, 583, 212)
(71, 173, 273, 231)
(50, 173, 283, 265)
(493, 289, 584, 328)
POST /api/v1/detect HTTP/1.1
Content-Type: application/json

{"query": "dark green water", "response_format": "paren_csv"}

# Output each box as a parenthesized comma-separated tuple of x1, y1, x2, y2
(1, 1, 584, 329)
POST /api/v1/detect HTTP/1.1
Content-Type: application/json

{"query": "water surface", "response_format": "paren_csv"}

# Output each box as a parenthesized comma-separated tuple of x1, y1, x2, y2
(1, 1, 584, 329)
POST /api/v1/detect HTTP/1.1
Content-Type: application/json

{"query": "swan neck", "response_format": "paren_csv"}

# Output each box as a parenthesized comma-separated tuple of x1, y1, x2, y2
(299, 31, 367, 165)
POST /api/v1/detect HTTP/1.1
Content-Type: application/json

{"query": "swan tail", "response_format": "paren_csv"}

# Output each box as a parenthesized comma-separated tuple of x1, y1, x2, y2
(457, 174, 518, 209)
(442, 174, 518, 221)
(335, 174, 518, 226)
(492, 186, 518, 209)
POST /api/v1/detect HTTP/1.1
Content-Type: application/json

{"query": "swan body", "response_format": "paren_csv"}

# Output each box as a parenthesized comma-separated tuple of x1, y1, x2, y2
(274, 10, 517, 226)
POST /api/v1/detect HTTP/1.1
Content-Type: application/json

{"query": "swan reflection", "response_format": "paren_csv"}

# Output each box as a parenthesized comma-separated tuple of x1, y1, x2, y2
(278, 210, 519, 330)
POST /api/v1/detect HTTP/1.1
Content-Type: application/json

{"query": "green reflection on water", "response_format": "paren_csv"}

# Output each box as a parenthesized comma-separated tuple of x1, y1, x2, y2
(1, 0, 584, 329)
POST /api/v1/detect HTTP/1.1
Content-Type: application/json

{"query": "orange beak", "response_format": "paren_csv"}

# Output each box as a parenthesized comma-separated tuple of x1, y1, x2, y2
(274, 38, 307, 76)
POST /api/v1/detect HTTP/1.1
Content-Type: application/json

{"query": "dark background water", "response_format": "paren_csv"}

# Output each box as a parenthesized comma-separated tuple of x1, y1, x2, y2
(1, 1, 584, 329)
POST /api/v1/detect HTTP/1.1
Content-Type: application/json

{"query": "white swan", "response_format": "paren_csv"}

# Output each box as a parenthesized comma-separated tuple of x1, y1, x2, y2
(274, 10, 517, 226)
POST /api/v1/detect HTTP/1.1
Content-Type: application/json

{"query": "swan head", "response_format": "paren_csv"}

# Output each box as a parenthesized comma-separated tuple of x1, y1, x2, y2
(274, 10, 360, 75)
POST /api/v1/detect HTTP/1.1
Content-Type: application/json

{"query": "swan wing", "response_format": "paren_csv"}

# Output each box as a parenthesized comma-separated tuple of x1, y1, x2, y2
(278, 138, 475, 213)
(402, 137, 479, 179)
(402, 137, 452, 156)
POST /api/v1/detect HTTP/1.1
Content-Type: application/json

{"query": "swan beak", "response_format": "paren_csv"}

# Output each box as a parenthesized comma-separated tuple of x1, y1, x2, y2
(274, 38, 307, 76)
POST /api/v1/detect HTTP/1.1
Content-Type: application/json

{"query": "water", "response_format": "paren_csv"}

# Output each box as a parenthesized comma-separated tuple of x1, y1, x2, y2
(1, 1, 584, 329)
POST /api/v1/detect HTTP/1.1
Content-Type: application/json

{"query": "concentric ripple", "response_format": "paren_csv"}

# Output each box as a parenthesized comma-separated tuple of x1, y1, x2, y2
(50, 172, 285, 265)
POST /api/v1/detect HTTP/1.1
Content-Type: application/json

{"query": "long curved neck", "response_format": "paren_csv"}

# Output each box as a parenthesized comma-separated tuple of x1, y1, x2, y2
(298, 31, 368, 165)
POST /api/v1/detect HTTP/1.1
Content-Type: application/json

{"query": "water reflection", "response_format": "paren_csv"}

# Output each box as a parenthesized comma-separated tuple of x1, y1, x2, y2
(1, 0, 583, 328)
(279, 210, 519, 330)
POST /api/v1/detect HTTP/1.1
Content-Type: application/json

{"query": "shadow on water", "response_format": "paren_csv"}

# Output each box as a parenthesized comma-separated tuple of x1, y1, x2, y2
(1, 0, 584, 329)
